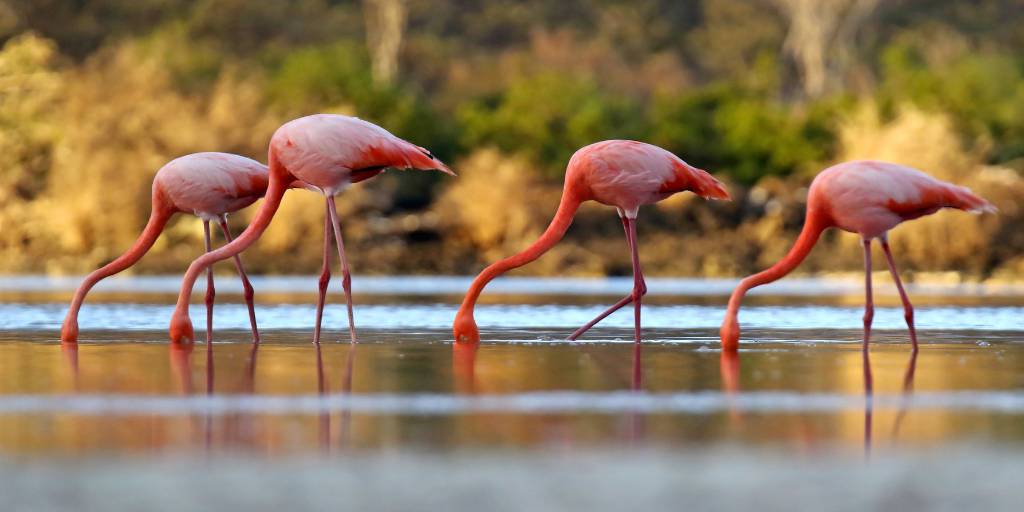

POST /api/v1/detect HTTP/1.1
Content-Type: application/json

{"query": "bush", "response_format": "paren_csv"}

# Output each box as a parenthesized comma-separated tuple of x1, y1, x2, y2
(648, 86, 840, 185)
(457, 73, 645, 179)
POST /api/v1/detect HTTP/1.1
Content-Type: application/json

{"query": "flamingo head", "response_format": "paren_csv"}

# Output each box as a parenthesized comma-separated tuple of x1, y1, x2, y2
(452, 310, 480, 345)
(720, 315, 741, 352)
(60, 317, 79, 344)
(169, 312, 196, 345)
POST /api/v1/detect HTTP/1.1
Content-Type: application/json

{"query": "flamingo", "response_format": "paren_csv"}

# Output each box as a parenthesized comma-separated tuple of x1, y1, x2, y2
(169, 114, 453, 344)
(453, 140, 730, 344)
(720, 160, 995, 389)
(61, 152, 302, 344)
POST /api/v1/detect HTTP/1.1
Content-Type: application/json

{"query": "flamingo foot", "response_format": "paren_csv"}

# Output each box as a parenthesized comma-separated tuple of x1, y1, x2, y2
(169, 312, 195, 344)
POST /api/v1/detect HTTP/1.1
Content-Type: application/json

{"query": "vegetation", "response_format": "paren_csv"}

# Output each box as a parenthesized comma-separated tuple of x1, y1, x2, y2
(0, 0, 1022, 280)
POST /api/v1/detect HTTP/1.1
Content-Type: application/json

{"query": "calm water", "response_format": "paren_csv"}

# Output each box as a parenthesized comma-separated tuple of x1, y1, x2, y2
(1, 276, 1022, 457)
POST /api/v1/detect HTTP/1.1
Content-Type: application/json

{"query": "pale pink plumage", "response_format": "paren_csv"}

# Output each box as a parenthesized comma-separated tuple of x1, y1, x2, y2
(158, 152, 270, 218)
(812, 160, 995, 239)
(453, 140, 730, 344)
(721, 159, 995, 392)
(271, 114, 453, 195)
(571, 140, 730, 216)
(169, 114, 454, 344)
(61, 152, 275, 344)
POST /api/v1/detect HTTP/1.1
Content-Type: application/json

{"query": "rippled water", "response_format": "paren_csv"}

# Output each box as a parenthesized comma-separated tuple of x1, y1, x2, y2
(1, 276, 1022, 457)
(5, 302, 1024, 332)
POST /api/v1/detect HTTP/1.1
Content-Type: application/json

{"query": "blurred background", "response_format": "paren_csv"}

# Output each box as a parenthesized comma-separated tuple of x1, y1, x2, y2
(0, 0, 1021, 280)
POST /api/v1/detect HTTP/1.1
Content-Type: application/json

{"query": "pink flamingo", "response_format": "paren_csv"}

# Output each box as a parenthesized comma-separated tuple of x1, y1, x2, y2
(61, 152, 300, 344)
(453, 140, 730, 344)
(169, 114, 453, 344)
(720, 160, 995, 389)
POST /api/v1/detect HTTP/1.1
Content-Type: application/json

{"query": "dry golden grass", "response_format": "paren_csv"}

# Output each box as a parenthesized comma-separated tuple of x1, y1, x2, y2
(1, 33, 1021, 280)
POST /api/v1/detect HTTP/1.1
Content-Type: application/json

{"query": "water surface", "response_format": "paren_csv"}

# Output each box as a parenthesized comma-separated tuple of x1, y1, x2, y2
(0, 276, 1022, 457)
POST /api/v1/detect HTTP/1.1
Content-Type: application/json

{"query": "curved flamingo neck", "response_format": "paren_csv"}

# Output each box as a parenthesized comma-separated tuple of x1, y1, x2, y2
(61, 189, 175, 342)
(725, 210, 830, 320)
(170, 150, 293, 341)
(456, 192, 582, 319)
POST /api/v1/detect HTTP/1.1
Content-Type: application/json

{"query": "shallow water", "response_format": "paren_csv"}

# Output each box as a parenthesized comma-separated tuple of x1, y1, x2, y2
(1, 276, 1022, 457)
(7, 300, 1024, 332)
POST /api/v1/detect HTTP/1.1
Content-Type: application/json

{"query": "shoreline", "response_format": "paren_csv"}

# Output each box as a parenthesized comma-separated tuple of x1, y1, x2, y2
(3, 273, 1024, 296)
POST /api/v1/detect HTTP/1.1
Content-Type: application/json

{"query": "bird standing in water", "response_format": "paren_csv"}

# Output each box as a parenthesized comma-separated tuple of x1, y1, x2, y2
(169, 114, 453, 345)
(720, 160, 995, 390)
(453, 140, 730, 345)
(61, 152, 292, 344)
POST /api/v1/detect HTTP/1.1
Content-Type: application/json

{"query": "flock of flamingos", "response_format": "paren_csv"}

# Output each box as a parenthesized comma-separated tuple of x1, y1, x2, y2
(58, 113, 996, 384)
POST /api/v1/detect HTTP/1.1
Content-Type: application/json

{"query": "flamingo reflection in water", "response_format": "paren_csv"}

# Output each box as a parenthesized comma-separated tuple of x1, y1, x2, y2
(452, 342, 478, 395)
(313, 341, 357, 452)
(222, 338, 262, 449)
(863, 334, 922, 457)
(169, 343, 214, 449)
(890, 348, 920, 441)
(61, 342, 80, 392)
(314, 342, 329, 450)
(627, 342, 645, 444)
(452, 341, 647, 444)
(719, 351, 742, 428)
(168, 337, 266, 452)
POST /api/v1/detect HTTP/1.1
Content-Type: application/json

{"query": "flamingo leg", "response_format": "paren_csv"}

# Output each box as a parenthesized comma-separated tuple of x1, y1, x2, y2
(567, 217, 647, 341)
(879, 238, 918, 353)
(626, 217, 645, 344)
(861, 238, 874, 395)
(218, 218, 260, 344)
(313, 199, 332, 345)
(880, 237, 921, 443)
(327, 196, 357, 344)
(203, 220, 216, 345)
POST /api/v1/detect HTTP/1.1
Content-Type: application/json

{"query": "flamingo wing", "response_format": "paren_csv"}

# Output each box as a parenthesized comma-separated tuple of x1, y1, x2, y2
(576, 140, 729, 211)
(833, 161, 992, 215)
(274, 115, 453, 178)
(817, 160, 994, 236)
(157, 153, 269, 216)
